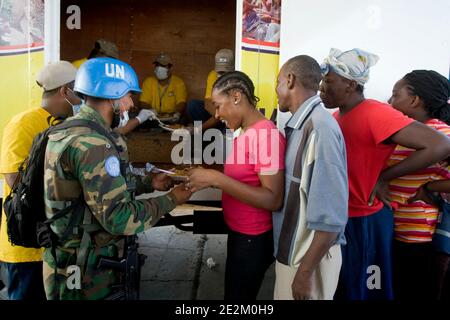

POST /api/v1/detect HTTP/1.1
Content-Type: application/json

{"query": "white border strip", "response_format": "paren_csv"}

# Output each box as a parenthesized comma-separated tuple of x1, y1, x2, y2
(235, 0, 243, 71)
(0, 45, 44, 55)
(241, 41, 280, 53)
(45, 0, 61, 63)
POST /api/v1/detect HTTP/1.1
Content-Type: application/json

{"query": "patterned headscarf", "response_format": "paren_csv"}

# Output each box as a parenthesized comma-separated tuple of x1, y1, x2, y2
(321, 48, 379, 85)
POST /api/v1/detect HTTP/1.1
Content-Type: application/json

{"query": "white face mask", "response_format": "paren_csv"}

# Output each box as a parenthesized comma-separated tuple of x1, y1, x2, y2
(66, 88, 83, 116)
(118, 110, 129, 128)
(65, 98, 83, 116)
(154, 66, 169, 80)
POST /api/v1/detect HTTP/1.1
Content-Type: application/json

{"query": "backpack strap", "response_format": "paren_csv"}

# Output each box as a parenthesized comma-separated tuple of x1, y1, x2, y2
(76, 209, 94, 275)
(57, 200, 86, 243)
(51, 119, 123, 156)
(36, 202, 78, 248)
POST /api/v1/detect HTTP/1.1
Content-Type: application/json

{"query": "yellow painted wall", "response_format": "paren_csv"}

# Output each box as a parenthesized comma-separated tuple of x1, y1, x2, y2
(0, 50, 44, 152)
(241, 49, 279, 120)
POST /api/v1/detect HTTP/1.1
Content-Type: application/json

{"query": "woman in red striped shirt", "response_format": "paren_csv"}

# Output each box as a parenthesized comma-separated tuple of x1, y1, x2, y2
(388, 70, 450, 300)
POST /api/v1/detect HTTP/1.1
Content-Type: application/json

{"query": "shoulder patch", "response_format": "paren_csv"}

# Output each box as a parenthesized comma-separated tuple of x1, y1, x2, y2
(105, 155, 121, 177)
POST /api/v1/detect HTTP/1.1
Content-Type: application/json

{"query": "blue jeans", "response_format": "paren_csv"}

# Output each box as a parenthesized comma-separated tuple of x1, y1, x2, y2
(335, 206, 394, 300)
(5, 262, 46, 300)
(187, 99, 226, 134)
(187, 99, 212, 123)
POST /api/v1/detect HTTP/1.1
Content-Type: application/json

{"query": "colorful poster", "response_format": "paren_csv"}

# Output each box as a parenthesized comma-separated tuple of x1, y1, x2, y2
(0, 0, 45, 149)
(240, 0, 281, 121)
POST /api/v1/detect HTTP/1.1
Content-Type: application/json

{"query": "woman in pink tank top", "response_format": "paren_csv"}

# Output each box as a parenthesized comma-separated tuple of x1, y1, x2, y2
(187, 71, 286, 300)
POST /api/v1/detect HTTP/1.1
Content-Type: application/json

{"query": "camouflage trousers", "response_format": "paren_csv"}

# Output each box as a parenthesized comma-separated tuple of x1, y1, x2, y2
(43, 243, 119, 300)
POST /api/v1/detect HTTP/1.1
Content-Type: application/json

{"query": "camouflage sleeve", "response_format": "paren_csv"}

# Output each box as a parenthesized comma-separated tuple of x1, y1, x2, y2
(135, 175, 154, 195)
(63, 133, 176, 235)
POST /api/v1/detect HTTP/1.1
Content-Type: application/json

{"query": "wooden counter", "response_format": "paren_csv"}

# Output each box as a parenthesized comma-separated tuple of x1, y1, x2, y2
(127, 129, 224, 173)
(127, 130, 179, 163)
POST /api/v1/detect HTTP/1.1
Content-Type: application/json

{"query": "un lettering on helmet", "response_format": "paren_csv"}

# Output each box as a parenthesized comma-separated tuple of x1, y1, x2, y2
(105, 63, 125, 80)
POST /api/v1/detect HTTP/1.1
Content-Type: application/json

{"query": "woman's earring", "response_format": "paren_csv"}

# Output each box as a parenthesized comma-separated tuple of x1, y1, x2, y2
(234, 101, 238, 105)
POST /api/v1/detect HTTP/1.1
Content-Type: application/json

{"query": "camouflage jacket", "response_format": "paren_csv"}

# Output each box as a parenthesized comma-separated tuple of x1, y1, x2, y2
(43, 104, 176, 300)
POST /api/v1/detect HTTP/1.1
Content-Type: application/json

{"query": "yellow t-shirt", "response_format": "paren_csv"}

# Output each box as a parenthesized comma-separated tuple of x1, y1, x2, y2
(0, 108, 53, 263)
(72, 57, 88, 69)
(139, 75, 187, 114)
(204, 70, 218, 99)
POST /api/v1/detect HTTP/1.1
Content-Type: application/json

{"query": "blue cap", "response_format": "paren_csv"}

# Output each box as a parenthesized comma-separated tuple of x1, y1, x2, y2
(74, 57, 141, 99)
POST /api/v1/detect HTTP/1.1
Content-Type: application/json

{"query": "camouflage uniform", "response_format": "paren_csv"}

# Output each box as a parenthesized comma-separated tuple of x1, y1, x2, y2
(43, 104, 176, 300)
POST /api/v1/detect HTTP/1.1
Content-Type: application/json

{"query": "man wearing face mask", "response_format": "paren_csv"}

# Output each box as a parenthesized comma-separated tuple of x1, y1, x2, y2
(139, 53, 187, 124)
(42, 57, 192, 300)
(0, 61, 80, 300)
(186, 48, 234, 133)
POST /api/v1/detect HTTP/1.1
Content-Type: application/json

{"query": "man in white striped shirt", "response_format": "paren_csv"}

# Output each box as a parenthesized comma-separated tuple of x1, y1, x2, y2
(273, 55, 348, 300)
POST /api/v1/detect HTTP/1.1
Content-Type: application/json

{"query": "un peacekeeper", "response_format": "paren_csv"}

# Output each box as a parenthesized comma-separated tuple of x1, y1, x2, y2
(42, 57, 192, 300)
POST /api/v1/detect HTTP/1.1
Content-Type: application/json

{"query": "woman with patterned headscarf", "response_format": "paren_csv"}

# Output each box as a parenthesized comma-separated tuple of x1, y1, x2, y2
(320, 48, 450, 300)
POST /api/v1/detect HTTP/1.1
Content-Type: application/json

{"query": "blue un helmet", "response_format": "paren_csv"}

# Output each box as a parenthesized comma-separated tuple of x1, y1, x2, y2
(74, 57, 141, 99)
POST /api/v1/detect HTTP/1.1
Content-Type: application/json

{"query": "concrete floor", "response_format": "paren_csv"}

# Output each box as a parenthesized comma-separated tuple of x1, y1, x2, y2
(0, 225, 275, 300)
(138, 225, 275, 300)
(136, 191, 275, 300)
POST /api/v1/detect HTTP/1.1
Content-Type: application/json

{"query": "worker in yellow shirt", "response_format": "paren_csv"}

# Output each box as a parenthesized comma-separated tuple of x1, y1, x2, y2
(0, 61, 81, 300)
(72, 39, 119, 69)
(139, 53, 187, 123)
(186, 49, 234, 132)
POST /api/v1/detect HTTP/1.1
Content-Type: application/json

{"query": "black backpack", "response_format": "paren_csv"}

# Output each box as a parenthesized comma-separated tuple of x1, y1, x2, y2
(3, 119, 122, 248)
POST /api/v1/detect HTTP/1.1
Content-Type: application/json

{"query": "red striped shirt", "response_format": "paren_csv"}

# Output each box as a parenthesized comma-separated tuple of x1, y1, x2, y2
(388, 119, 450, 243)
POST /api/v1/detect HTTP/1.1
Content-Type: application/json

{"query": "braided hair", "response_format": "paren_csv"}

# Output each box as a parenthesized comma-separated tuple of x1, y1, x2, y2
(212, 71, 260, 106)
(403, 70, 450, 125)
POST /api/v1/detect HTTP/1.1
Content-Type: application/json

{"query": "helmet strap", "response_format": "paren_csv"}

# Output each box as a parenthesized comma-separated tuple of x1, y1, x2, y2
(110, 99, 121, 115)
